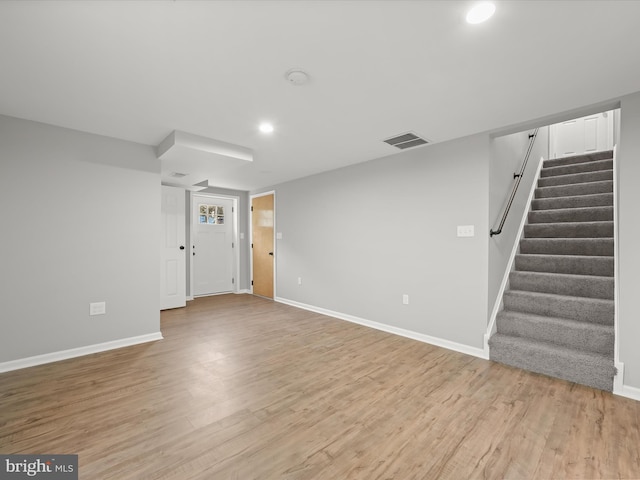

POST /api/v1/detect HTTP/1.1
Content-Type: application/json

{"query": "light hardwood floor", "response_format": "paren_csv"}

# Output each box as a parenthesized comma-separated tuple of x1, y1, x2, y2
(1, 294, 639, 479)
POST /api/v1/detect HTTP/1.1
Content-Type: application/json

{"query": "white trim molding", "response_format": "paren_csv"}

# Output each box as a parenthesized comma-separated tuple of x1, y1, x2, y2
(485, 155, 545, 356)
(612, 145, 623, 396)
(0, 332, 163, 373)
(276, 297, 487, 360)
(619, 383, 640, 402)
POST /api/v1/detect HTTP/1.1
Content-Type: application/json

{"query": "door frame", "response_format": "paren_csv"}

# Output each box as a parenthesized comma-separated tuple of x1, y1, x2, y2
(188, 192, 240, 299)
(250, 191, 277, 299)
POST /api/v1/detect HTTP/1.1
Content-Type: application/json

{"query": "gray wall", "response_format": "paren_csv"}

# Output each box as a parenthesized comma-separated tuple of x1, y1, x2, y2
(618, 92, 640, 389)
(488, 127, 549, 316)
(0, 115, 161, 363)
(260, 134, 489, 350)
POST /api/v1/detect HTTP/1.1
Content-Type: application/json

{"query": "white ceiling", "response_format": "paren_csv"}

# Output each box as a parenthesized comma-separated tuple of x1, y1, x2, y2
(1, 0, 639, 191)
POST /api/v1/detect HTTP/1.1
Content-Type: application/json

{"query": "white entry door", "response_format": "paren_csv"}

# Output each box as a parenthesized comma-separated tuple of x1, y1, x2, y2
(161, 185, 186, 310)
(193, 195, 235, 296)
(550, 111, 614, 158)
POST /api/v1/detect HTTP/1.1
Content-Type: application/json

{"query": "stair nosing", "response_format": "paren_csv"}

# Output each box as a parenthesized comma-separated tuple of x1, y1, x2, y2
(517, 253, 613, 259)
(536, 179, 613, 190)
(490, 333, 614, 361)
(524, 220, 613, 228)
(497, 310, 614, 332)
(539, 168, 613, 181)
(505, 289, 614, 306)
(529, 205, 613, 214)
(541, 158, 613, 174)
(510, 270, 614, 282)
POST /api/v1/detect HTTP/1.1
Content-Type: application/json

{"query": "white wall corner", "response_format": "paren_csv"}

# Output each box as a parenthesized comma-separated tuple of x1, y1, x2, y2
(0, 332, 163, 373)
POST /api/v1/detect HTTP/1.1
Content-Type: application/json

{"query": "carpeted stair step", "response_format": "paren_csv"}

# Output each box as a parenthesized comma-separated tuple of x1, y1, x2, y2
(540, 159, 613, 178)
(495, 310, 614, 355)
(543, 150, 613, 169)
(528, 206, 613, 224)
(537, 169, 613, 188)
(509, 271, 614, 299)
(519, 238, 613, 256)
(503, 290, 613, 325)
(531, 192, 613, 211)
(524, 221, 613, 238)
(535, 180, 613, 199)
(488, 334, 615, 391)
(515, 254, 613, 276)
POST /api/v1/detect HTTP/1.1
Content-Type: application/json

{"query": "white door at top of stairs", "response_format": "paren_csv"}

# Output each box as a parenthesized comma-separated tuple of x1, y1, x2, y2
(193, 195, 235, 296)
(550, 110, 614, 159)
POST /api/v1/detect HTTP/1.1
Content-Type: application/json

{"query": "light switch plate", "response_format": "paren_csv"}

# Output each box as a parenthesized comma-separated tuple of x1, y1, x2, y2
(457, 225, 475, 237)
(90, 302, 106, 316)
(276, 232, 283, 240)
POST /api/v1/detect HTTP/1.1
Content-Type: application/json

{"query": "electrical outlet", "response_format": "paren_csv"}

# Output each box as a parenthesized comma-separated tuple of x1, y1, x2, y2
(90, 302, 106, 316)
(298, 277, 302, 285)
(402, 294, 409, 305)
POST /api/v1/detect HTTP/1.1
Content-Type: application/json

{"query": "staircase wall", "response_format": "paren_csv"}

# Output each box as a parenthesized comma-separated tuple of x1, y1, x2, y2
(488, 127, 549, 318)
(618, 91, 640, 391)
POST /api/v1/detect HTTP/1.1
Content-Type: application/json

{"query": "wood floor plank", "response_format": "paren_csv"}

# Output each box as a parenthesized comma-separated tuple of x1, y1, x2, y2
(1, 294, 639, 479)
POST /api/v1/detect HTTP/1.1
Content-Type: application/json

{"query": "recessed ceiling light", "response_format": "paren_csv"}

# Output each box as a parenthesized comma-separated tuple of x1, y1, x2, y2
(466, 2, 496, 24)
(259, 122, 274, 134)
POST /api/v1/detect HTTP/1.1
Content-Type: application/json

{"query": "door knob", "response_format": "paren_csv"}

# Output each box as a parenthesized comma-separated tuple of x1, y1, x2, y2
(269, 252, 274, 256)
(179, 245, 185, 250)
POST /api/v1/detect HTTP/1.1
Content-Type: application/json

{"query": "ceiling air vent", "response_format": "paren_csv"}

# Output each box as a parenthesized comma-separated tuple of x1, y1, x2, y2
(383, 132, 429, 150)
(169, 172, 188, 178)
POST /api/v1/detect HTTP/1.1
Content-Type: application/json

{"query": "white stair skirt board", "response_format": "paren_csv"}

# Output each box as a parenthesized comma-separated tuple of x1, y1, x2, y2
(0, 332, 163, 373)
(613, 145, 623, 396)
(485, 156, 545, 354)
(276, 297, 487, 360)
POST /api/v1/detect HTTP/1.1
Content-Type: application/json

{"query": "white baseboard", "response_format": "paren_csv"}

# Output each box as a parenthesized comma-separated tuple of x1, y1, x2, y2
(235, 289, 251, 294)
(276, 297, 488, 360)
(613, 362, 640, 401)
(0, 332, 163, 373)
(619, 383, 640, 402)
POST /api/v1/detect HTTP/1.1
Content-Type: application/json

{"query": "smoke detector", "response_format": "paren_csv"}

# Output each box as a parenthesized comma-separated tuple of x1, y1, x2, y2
(285, 69, 310, 86)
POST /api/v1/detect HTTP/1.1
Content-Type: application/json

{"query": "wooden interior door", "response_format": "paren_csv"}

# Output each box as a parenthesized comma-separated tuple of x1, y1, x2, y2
(251, 193, 274, 298)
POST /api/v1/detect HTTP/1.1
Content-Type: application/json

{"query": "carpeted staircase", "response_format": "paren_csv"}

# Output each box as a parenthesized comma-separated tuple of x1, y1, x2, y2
(489, 150, 616, 391)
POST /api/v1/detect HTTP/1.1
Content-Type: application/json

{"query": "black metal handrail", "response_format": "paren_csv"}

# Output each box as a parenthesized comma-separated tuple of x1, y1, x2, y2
(490, 128, 539, 237)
